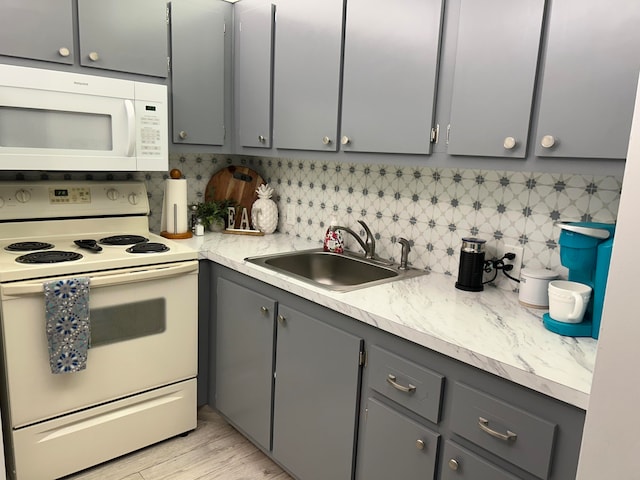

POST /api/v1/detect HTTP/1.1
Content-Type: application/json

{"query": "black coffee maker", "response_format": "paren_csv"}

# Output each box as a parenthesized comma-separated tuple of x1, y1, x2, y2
(455, 237, 486, 292)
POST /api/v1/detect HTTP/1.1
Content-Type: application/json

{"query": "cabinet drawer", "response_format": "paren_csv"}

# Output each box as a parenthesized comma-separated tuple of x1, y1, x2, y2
(367, 345, 444, 423)
(450, 382, 556, 479)
(358, 397, 440, 480)
(441, 441, 520, 480)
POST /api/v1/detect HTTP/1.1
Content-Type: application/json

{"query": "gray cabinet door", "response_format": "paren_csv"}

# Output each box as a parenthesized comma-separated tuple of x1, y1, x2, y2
(215, 278, 275, 451)
(447, 0, 544, 158)
(357, 398, 440, 480)
(272, 303, 363, 480)
(340, 0, 443, 155)
(235, 4, 275, 149)
(272, 0, 344, 151)
(0, 0, 74, 64)
(441, 441, 520, 480)
(171, 0, 228, 146)
(535, 0, 640, 159)
(77, 0, 168, 77)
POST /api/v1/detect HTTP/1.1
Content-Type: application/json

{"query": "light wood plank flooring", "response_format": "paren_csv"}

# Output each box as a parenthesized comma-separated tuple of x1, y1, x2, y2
(63, 406, 293, 480)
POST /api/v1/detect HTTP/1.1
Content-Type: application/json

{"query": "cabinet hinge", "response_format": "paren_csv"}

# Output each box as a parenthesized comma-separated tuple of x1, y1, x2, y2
(430, 124, 439, 144)
(446, 124, 451, 145)
(224, 22, 227, 34)
(167, 56, 171, 74)
(359, 349, 366, 367)
(166, 6, 170, 25)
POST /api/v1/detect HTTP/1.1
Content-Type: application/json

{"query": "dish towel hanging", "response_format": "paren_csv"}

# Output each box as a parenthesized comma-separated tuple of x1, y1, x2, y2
(44, 277, 90, 374)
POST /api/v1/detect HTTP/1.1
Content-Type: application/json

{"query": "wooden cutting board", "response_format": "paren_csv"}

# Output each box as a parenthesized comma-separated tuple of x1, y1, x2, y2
(205, 166, 265, 228)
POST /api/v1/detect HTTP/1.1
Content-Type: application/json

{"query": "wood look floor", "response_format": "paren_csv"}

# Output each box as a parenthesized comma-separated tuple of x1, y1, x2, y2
(64, 406, 293, 480)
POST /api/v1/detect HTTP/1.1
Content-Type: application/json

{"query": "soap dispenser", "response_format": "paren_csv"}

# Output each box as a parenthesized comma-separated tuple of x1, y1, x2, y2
(323, 217, 344, 253)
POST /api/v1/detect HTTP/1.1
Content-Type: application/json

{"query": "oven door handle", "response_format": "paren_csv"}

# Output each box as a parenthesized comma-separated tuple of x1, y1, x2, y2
(1, 261, 198, 297)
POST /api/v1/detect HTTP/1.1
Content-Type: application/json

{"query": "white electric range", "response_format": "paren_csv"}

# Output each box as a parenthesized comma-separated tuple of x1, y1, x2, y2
(0, 180, 198, 480)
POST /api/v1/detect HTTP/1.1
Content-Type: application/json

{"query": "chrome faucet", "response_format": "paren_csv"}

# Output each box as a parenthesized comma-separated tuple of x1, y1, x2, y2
(329, 220, 376, 259)
(398, 237, 411, 270)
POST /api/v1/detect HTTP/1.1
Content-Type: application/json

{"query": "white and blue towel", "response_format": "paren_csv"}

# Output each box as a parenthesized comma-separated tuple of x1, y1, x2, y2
(44, 278, 90, 374)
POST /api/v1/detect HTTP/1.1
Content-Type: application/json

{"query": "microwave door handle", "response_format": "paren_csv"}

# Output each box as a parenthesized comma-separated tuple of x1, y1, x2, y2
(1, 261, 198, 297)
(124, 99, 136, 157)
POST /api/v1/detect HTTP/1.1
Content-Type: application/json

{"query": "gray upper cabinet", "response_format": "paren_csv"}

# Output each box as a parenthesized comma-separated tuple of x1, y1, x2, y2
(171, 0, 228, 146)
(0, 0, 74, 65)
(77, 0, 168, 77)
(447, 0, 544, 158)
(340, 0, 443, 155)
(272, 303, 363, 480)
(235, 3, 275, 149)
(535, 0, 640, 159)
(272, 0, 344, 151)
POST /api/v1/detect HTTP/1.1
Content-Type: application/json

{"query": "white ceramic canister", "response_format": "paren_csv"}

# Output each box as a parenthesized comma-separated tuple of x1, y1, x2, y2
(519, 268, 559, 308)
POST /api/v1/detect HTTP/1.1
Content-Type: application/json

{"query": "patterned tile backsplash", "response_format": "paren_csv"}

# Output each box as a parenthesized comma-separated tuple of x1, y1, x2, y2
(0, 152, 622, 291)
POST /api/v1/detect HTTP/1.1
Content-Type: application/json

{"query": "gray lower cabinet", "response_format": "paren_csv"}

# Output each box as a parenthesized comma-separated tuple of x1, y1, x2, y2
(211, 264, 364, 479)
(209, 263, 585, 480)
(446, 0, 544, 158)
(235, 3, 275, 149)
(272, 0, 344, 151)
(214, 277, 275, 451)
(170, 0, 229, 146)
(0, 0, 74, 64)
(358, 398, 440, 480)
(272, 304, 363, 480)
(77, 0, 169, 77)
(441, 441, 520, 480)
(340, 0, 443, 155)
(534, 0, 640, 159)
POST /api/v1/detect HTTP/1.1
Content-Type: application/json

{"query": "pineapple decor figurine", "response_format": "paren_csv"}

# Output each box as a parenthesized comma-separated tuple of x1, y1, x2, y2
(251, 184, 278, 234)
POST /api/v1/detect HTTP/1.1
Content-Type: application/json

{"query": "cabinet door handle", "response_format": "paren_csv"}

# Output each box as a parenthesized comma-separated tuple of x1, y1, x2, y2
(260, 306, 269, 315)
(503, 136, 517, 149)
(322, 136, 332, 145)
(58, 47, 71, 57)
(386, 374, 416, 393)
(448, 458, 459, 471)
(277, 314, 286, 324)
(478, 417, 517, 442)
(258, 135, 266, 143)
(415, 439, 425, 450)
(179, 131, 188, 140)
(88, 51, 100, 62)
(540, 134, 556, 148)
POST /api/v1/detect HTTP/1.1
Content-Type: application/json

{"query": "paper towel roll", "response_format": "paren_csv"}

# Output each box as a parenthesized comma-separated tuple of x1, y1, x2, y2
(161, 178, 189, 236)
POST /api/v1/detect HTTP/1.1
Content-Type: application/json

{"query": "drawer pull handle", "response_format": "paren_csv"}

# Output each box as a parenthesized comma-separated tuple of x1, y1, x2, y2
(386, 374, 416, 393)
(478, 417, 517, 442)
(260, 306, 269, 315)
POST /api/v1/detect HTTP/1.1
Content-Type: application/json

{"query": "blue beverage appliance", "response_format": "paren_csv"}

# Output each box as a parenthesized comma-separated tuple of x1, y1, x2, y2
(542, 222, 615, 339)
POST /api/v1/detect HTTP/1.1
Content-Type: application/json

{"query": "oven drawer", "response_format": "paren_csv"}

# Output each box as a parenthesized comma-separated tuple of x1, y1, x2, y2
(10, 378, 196, 480)
(367, 344, 444, 423)
(449, 382, 557, 479)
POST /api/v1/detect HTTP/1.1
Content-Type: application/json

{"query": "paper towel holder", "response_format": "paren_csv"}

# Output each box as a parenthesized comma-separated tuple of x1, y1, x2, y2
(160, 169, 193, 239)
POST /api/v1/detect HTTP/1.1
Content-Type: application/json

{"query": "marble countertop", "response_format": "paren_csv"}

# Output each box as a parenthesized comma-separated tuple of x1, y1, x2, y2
(182, 232, 596, 409)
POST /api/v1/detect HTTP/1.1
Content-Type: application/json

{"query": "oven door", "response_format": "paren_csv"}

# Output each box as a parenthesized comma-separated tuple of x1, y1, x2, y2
(0, 261, 198, 428)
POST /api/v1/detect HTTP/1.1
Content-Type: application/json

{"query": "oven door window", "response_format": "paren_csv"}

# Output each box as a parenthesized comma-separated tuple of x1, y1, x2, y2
(90, 298, 166, 347)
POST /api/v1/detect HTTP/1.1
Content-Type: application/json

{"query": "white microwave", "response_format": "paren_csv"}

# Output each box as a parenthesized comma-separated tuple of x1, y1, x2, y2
(0, 64, 168, 172)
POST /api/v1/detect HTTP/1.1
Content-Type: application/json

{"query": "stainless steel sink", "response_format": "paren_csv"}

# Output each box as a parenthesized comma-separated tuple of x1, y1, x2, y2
(245, 248, 427, 292)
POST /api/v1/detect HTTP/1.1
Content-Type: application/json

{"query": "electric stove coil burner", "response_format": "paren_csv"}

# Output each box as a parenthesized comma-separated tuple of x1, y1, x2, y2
(99, 235, 149, 246)
(16, 251, 83, 264)
(5, 241, 55, 252)
(126, 242, 169, 254)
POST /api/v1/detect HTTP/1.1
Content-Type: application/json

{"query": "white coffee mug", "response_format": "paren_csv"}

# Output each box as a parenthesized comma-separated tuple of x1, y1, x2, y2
(548, 280, 592, 323)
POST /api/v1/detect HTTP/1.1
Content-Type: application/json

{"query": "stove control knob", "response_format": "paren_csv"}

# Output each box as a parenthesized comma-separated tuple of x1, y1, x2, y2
(106, 188, 119, 201)
(128, 193, 140, 205)
(15, 189, 31, 203)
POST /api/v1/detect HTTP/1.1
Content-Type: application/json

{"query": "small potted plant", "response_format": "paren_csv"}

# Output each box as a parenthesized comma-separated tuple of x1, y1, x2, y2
(194, 199, 236, 232)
